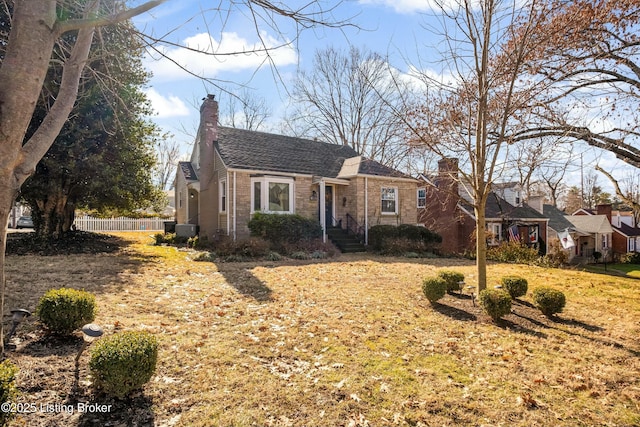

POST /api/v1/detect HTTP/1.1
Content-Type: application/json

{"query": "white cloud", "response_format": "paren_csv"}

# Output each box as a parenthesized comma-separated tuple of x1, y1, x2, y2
(358, 0, 469, 14)
(145, 31, 297, 81)
(144, 88, 191, 118)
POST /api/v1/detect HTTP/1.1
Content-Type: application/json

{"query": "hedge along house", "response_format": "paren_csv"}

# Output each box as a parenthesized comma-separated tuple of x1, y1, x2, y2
(175, 95, 418, 245)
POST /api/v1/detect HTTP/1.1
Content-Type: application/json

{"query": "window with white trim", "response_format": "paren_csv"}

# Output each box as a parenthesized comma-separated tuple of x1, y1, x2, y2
(417, 188, 426, 208)
(381, 187, 398, 214)
(251, 177, 294, 213)
(219, 180, 227, 212)
(487, 223, 502, 245)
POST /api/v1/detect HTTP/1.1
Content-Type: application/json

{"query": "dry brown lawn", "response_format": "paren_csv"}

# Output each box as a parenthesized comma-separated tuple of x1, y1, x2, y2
(3, 232, 640, 427)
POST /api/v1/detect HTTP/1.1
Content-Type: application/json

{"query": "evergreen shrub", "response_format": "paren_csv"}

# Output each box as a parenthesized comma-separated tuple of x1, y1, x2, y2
(89, 331, 158, 399)
(479, 289, 512, 321)
(422, 277, 447, 304)
(500, 275, 528, 299)
(532, 287, 566, 317)
(36, 288, 96, 335)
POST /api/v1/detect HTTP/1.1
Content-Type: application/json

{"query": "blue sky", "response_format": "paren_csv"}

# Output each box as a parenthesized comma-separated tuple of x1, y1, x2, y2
(132, 0, 634, 195)
(133, 0, 431, 152)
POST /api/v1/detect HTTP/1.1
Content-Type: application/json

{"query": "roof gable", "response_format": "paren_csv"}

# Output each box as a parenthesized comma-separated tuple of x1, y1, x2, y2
(566, 215, 614, 234)
(543, 204, 575, 232)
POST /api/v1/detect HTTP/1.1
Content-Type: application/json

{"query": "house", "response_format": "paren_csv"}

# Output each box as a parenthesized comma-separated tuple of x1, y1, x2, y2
(564, 213, 614, 261)
(536, 202, 588, 262)
(572, 204, 640, 260)
(175, 95, 418, 245)
(418, 158, 548, 254)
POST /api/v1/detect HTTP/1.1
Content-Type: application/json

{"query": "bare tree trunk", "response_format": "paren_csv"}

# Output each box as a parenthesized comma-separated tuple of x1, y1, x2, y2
(475, 192, 489, 292)
(0, 1, 97, 353)
(0, 186, 14, 353)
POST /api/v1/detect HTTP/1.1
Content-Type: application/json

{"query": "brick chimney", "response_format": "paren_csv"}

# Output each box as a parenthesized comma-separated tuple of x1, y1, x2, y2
(198, 94, 219, 239)
(596, 203, 612, 223)
(527, 195, 545, 214)
(437, 158, 459, 195)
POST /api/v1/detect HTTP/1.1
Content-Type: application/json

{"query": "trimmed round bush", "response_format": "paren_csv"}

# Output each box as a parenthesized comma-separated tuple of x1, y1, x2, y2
(422, 277, 447, 304)
(479, 289, 512, 321)
(437, 270, 465, 293)
(0, 360, 19, 426)
(89, 331, 158, 399)
(500, 275, 528, 299)
(532, 287, 566, 317)
(36, 288, 96, 335)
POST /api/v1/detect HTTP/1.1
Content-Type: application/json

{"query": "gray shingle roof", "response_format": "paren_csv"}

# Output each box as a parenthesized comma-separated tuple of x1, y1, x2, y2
(215, 127, 361, 178)
(543, 204, 575, 232)
(178, 161, 198, 181)
(484, 193, 547, 220)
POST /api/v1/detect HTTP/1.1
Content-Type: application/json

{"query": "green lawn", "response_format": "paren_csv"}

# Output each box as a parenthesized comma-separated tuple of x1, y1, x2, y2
(585, 263, 640, 278)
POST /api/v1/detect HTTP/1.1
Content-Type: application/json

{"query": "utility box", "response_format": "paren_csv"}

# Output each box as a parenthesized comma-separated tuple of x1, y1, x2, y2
(175, 224, 197, 237)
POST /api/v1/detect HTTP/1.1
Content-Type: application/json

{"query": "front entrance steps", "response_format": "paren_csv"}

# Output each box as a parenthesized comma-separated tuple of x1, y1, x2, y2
(326, 226, 366, 253)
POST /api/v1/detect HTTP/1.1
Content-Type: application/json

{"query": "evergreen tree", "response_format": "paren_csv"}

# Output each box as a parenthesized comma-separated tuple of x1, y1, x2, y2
(19, 17, 163, 238)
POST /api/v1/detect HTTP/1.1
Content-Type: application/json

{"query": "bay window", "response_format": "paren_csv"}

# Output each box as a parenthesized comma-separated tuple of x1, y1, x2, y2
(251, 177, 294, 213)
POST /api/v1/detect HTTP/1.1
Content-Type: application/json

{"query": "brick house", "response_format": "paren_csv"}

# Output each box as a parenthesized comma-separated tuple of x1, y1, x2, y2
(175, 95, 418, 245)
(418, 158, 548, 255)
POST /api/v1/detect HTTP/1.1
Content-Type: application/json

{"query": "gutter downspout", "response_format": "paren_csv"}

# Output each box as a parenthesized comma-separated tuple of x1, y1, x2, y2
(320, 180, 326, 243)
(226, 171, 230, 239)
(365, 177, 369, 245)
(233, 171, 237, 241)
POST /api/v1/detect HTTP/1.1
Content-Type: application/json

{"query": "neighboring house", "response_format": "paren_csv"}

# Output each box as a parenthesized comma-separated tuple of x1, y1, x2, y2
(573, 204, 640, 259)
(419, 158, 549, 255)
(565, 211, 614, 261)
(175, 95, 418, 244)
(537, 203, 587, 262)
(492, 182, 524, 207)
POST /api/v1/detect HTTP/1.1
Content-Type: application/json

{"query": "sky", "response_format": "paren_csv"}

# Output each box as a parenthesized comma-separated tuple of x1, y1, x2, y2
(131, 0, 635, 196)
(132, 0, 429, 150)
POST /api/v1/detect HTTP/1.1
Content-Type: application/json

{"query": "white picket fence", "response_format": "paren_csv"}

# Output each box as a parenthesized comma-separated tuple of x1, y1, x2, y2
(74, 215, 167, 232)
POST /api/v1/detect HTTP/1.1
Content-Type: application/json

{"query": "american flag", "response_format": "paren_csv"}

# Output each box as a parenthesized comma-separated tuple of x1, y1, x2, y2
(508, 225, 520, 242)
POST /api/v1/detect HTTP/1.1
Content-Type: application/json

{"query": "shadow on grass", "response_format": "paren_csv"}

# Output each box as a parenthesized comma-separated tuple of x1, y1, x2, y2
(553, 316, 604, 332)
(215, 263, 273, 302)
(431, 302, 477, 322)
(17, 334, 83, 358)
(496, 320, 547, 338)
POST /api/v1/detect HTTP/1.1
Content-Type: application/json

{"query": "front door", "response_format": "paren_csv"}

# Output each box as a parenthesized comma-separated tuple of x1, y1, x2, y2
(325, 186, 333, 227)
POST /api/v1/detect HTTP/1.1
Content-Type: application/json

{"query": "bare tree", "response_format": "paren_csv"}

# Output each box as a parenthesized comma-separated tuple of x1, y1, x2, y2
(406, 0, 553, 291)
(155, 137, 181, 190)
(220, 89, 271, 131)
(596, 165, 640, 225)
(286, 46, 413, 169)
(535, 145, 577, 208)
(511, 0, 640, 169)
(0, 0, 351, 353)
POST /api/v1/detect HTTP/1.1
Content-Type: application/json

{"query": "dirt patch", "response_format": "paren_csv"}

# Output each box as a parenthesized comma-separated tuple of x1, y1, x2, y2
(6, 231, 125, 256)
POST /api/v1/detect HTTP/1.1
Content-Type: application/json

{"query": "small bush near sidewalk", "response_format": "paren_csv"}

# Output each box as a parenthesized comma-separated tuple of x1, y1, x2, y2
(89, 331, 158, 399)
(620, 252, 640, 264)
(422, 277, 447, 304)
(0, 360, 19, 426)
(501, 275, 528, 299)
(479, 289, 512, 321)
(437, 270, 465, 294)
(36, 288, 96, 335)
(533, 287, 566, 317)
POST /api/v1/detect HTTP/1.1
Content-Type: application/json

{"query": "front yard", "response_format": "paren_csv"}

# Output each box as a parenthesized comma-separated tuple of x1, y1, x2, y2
(4, 232, 640, 426)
